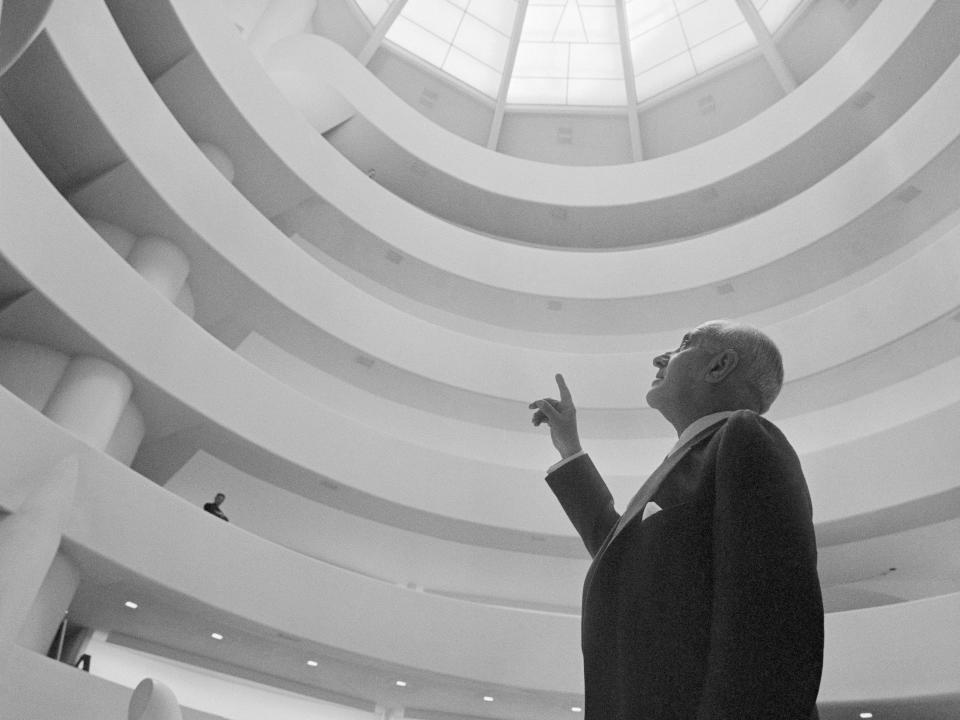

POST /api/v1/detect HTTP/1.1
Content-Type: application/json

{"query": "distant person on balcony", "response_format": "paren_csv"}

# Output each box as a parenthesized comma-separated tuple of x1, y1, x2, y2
(530, 320, 823, 720)
(203, 492, 229, 522)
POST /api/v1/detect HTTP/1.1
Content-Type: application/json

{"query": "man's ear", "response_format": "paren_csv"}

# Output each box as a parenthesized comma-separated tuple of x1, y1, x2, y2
(704, 349, 739, 384)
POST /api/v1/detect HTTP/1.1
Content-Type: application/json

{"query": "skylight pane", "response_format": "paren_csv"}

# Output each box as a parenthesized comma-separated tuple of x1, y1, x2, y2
(514, 42, 569, 78)
(521, 6, 564, 41)
(386, 16, 450, 65)
(507, 77, 568, 104)
(553, 3, 589, 42)
(689, 21, 755, 73)
(580, 7, 620, 43)
(680, 0, 746, 47)
(625, 0, 677, 38)
(355, 0, 391, 25)
(754, 0, 803, 33)
(634, 53, 696, 102)
(402, 0, 463, 40)
(630, 18, 686, 75)
(454, 15, 510, 69)
(443, 48, 503, 96)
(468, 0, 518, 36)
(568, 78, 626, 105)
(569, 43, 623, 79)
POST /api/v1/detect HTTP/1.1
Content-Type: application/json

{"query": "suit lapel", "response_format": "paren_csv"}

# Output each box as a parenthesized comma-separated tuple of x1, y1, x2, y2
(606, 420, 728, 550)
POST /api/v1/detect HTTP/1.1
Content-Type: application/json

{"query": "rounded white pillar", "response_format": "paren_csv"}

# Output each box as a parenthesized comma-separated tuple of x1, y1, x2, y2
(0, 456, 78, 646)
(127, 236, 191, 302)
(247, 0, 317, 63)
(43, 356, 132, 451)
(104, 399, 146, 467)
(196, 142, 235, 184)
(129, 678, 183, 720)
(15, 551, 80, 653)
(0, 338, 69, 411)
(174, 283, 196, 319)
(86, 218, 136, 259)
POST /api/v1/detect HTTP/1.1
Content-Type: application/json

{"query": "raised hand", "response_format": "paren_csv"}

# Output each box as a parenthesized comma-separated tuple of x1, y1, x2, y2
(529, 373, 583, 459)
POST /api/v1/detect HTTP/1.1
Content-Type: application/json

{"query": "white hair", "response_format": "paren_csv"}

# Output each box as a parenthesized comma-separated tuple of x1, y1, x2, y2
(693, 320, 784, 414)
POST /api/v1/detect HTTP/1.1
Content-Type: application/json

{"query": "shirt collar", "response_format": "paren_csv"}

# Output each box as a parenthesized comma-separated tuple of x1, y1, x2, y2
(666, 411, 736, 457)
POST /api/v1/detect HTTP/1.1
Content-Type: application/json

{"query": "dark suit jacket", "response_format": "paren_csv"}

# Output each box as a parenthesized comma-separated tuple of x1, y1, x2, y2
(547, 410, 823, 720)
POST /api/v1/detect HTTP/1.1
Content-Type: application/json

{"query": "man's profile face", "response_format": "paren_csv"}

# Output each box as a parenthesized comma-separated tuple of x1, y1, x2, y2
(645, 331, 713, 413)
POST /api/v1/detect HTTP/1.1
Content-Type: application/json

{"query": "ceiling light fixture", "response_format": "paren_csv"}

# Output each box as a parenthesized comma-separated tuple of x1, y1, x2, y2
(571, 707, 583, 713)
(124, 601, 138, 609)
(482, 696, 494, 702)
(395, 680, 407, 687)
(307, 660, 319, 667)
(210, 632, 224, 640)
(859, 714, 873, 719)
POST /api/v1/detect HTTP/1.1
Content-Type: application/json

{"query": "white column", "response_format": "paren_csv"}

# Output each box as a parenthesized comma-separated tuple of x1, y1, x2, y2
(15, 551, 80, 653)
(174, 284, 196, 319)
(129, 678, 184, 720)
(375, 704, 404, 720)
(0, 338, 70, 411)
(0, 456, 79, 646)
(43, 356, 132, 451)
(105, 400, 147, 467)
(735, 0, 796, 94)
(196, 142, 236, 184)
(486, 0, 529, 150)
(87, 218, 137, 259)
(247, 0, 318, 64)
(127, 236, 191, 302)
(358, 0, 410, 65)
(615, 0, 643, 161)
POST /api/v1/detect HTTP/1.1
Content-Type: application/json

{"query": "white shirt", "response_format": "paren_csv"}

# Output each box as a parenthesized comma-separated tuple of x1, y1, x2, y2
(547, 410, 736, 473)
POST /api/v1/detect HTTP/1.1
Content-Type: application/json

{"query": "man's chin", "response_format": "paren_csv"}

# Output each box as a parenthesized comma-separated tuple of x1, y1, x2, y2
(645, 387, 660, 408)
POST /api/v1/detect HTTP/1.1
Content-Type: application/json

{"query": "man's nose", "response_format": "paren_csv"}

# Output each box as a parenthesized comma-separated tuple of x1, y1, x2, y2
(653, 353, 669, 368)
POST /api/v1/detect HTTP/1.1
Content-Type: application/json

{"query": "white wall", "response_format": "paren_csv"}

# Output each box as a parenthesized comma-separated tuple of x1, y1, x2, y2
(0, 641, 223, 720)
(85, 636, 374, 720)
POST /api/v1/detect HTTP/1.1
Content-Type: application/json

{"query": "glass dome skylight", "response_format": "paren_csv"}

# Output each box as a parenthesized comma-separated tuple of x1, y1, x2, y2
(354, 0, 806, 106)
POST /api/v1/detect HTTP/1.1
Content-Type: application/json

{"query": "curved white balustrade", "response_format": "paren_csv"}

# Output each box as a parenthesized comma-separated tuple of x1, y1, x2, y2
(45, 0, 960, 406)
(4, 133, 960, 539)
(0, 395, 583, 692)
(164, 445, 960, 614)
(271, 1, 931, 208)
(4, 108, 960, 534)
(0, 643, 218, 720)
(137, 0, 959, 297)
(1, 402, 958, 703)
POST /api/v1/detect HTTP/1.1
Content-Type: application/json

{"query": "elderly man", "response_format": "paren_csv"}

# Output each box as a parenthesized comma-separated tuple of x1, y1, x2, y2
(530, 320, 822, 719)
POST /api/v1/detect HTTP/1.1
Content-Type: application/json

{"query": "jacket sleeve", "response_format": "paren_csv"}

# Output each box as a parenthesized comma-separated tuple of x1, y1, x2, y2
(697, 411, 824, 719)
(546, 454, 620, 558)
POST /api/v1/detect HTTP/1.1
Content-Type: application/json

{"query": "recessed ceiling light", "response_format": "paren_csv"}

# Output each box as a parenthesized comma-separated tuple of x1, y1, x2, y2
(124, 601, 138, 609)
(571, 707, 583, 713)
(859, 714, 873, 719)
(482, 696, 494, 702)
(210, 632, 224, 640)
(307, 660, 318, 667)
(395, 680, 407, 687)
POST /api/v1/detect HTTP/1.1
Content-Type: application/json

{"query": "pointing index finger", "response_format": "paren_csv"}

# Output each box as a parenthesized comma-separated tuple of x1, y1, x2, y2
(555, 373, 572, 403)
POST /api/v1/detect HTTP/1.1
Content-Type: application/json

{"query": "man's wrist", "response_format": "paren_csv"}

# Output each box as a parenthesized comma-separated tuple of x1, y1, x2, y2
(548, 449, 586, 474)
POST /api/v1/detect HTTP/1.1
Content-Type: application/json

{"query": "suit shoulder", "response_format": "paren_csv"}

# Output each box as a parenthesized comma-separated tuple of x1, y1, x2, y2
(715, 410, 799, 465)
(723, 409, 786, 441)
